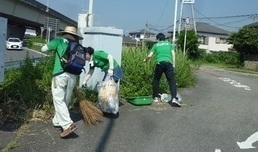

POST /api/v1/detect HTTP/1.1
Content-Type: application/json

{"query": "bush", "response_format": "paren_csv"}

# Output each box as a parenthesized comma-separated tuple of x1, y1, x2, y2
(203, 51, 241, 66)
(27, 36, 46, 51)
(0, 56, 53, 124)
(175, 50, 197, 88)
(120, 46, 197, 98)
(0, 46, 197, 124)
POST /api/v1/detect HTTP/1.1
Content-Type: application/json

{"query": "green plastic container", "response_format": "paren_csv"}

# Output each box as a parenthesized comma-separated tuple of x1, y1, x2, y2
(126, 96, 152, 106)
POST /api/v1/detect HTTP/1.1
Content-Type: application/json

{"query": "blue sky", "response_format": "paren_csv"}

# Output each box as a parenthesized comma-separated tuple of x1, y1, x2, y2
(36, 0, 258, 34)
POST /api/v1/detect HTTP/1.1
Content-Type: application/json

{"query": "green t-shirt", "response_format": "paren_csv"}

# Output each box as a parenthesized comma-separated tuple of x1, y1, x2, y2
(91, 50, 119, 71)
(47, 37, 69, 76)
(150, 40, 174, 64)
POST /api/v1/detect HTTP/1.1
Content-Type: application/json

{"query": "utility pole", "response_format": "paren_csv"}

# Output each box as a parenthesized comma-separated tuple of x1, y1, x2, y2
(46, 0, 50, 12)
(142, 22, 148, 50)
(88, 0, 94, 27)
(172, 0, 178, 45)
(178, 0, 184, 35)
(190, 3, 197, 33)
(178, 0, 196, 34)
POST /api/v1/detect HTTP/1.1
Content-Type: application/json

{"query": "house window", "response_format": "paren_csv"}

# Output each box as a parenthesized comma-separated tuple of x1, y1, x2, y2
(199, 36, 208, 45)
(216, 37, 227, 44)
(220, 38, 227, 44)
(204, 37, 209, 45)
(215, 37, 220, 44)
(198, 36, 205, 44)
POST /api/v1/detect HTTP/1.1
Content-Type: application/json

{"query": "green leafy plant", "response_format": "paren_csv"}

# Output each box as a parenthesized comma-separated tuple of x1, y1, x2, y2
(176, 30, 200, 60)
(120, 46, 197, 98)
(27, 36, 46, 51)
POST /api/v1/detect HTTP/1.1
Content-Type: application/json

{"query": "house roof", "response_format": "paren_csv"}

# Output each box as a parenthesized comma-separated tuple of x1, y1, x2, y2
(195, 22, 231, 35)
(247, 22, 258, 27)
(129, 29, 155, 35)
(168, 22, 231, 36)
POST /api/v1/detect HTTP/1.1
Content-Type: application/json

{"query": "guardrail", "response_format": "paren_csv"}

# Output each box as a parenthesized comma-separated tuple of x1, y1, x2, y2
(4, 57, 49, 70)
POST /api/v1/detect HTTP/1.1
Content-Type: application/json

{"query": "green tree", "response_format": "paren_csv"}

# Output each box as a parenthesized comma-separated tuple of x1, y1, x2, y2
(227, 26, 258, 64)
(176, 30, 200, 60)
(227, 26, 258, 55)
(228, 26, 258, 54)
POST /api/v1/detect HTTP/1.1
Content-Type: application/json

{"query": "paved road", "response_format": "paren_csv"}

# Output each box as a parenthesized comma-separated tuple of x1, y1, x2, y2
(1, 66, 258, 152)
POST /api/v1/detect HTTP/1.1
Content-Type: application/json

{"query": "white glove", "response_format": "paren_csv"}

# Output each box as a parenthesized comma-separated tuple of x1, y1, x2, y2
(108, 69, 113, 76)
(81, 81, 87, 88)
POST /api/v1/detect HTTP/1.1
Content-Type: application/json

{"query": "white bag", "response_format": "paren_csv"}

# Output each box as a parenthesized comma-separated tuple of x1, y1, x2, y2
(97, 79, 119, 114)
(160, 93, 182, 102)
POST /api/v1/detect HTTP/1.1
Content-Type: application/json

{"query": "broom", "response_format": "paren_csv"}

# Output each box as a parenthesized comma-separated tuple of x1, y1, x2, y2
(73, 87, 103, 125)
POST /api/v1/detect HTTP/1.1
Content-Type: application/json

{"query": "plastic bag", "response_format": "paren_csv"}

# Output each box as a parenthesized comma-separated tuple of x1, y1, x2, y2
(97, 79, 119, 114)
(160, 93, 182, 102)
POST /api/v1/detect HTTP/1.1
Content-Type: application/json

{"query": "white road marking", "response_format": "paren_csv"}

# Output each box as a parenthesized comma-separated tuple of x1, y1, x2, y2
(219, 78, 251, 90)
(237, 131, 258, 149)
(215, 149, 221, 152)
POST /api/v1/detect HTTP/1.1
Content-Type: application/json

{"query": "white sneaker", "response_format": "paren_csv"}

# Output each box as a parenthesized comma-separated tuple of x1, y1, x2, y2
(153, 97, 160, 103)
(176, 93, 182, 102)
(172, 98, 181, 107)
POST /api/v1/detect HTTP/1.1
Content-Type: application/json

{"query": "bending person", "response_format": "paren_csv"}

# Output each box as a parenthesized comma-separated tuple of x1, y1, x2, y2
(82, 47, 124, 87)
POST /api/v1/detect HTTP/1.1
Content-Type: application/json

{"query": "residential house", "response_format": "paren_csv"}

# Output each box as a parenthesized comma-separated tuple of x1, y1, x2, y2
(196, 22, 233, 53)
(169, 22, 233, 53)
(128, 29, 155, 41)
(122, 35, 139, 46)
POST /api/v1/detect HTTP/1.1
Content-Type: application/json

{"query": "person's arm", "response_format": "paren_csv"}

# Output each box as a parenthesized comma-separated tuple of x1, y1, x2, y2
(107, 54, 114, 70)
(172, 50, 175, 67)
(41, 44, 49, 52)
(82, 68, 94, 85)
(144, 52, 154, 62)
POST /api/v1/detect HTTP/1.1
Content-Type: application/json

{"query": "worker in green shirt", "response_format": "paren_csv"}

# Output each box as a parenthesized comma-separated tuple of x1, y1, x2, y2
(41, 26, 82, 138)
(144, 33, 181, 107)
(82, 47, 124, 86)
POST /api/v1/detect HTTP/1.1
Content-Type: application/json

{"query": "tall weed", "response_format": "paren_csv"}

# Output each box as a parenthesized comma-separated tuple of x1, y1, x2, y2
(120, 47, 196, 98)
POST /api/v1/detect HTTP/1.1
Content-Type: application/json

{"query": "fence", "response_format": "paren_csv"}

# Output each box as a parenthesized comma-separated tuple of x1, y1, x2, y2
(4, 57, 49, 70)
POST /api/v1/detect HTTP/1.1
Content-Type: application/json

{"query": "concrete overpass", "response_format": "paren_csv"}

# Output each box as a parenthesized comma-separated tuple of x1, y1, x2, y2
(0, 0, 78, 40)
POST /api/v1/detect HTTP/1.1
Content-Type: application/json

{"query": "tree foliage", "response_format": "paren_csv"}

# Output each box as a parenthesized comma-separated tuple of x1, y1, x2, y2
(227, 26, 258, 55)
(176, 30, 200, 60)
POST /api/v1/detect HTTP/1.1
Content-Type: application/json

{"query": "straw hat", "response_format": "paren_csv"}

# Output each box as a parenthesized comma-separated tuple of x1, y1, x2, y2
(56, 26, 83, 40)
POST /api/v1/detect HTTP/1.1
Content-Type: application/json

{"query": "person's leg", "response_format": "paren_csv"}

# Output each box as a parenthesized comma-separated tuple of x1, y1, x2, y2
(64, 73, 77, 107)
(164, 63, 177, 99)
(164, 63, 181, 107)
(152, 64, 163, 100)
(51, 74, 74, 130)
(102, 71, 108, 81)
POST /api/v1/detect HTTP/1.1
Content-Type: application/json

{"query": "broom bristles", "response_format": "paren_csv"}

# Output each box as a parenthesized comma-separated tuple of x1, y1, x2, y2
(74, 87, 103, 125)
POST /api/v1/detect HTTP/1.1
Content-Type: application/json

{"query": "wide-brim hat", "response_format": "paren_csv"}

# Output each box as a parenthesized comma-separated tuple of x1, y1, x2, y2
(56, 26, 83, 40)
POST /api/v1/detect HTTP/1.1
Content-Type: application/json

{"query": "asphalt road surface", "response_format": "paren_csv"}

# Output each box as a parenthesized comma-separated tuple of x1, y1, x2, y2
(1, 66, 258, 152)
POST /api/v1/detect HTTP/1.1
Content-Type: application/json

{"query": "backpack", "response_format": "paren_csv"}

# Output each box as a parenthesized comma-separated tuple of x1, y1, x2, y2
(58, 40, 86, 75)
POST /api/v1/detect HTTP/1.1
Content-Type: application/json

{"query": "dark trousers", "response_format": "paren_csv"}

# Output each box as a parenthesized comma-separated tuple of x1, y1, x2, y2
(152, 61, 177, 99)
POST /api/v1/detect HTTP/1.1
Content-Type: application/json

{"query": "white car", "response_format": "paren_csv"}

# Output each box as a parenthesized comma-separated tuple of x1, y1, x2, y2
(6, 38, 23, 50)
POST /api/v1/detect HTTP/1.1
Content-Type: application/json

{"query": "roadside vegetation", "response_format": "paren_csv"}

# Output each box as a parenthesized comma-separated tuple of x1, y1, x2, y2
(1, 25, 258, 127)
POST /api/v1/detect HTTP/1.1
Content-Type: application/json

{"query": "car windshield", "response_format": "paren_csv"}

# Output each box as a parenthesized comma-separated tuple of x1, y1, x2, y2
(9, 39, 20, 42)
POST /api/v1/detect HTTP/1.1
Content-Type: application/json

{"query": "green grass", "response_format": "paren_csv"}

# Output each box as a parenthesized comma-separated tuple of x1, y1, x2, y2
(200, 62, 258, 74)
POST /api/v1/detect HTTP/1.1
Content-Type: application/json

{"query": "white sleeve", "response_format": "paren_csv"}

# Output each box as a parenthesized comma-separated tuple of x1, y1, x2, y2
(107, 54, 114, 69)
